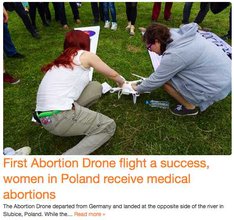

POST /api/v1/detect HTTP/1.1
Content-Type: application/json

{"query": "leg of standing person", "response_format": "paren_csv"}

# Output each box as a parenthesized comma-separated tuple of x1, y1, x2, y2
(3, 23, 24, 58)
(4, 23, 17, 57)
(3, 22, 22, 84)
(99, 2, 104, 22)
(13, 2, 40, 39)
(129, 2, 137, 36)
(109, 3, 117, 30)
(194, 2, 209, 24)
(43, 2, 51, 22)
(109, 2, 117, 22)
(69, 2, 81, 24)
(164, 2, 173, 20)
(182, 2, 193, 24)
(58, 3, 69, 29)
(152, 2, 161, 22)
(52, 2, 60, 22)
(125, 2, 131, 29)
(103, 2, 110, 28)
(28, 2, 37, 29)
(130, 3, 137, 25)
(91, 2, 100, 23)
(37, 3, 50, 26)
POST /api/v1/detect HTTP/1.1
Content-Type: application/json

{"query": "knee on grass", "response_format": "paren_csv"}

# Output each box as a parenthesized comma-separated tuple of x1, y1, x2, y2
(104, 119, 116, 137)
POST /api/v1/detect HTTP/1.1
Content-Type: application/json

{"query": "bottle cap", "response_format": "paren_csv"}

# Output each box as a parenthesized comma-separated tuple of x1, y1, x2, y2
(145, 100, 149, 105)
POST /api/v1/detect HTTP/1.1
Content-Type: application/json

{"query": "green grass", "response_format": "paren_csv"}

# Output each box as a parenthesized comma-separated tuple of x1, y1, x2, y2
(4, 2, 231, 155)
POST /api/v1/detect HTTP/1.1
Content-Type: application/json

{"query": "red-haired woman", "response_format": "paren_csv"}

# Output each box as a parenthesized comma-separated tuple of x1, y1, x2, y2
(35, 30, 125, 155)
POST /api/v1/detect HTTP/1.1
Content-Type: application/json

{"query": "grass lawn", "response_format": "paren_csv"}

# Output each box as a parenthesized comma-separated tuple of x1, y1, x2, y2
(3, 2, 231, 155)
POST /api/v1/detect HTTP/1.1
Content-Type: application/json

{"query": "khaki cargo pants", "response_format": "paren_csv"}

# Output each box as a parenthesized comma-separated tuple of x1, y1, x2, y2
(41, 81, 116, 155)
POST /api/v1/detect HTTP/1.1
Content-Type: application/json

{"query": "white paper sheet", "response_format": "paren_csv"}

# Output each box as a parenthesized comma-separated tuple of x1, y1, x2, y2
(74, 26, 100, 81)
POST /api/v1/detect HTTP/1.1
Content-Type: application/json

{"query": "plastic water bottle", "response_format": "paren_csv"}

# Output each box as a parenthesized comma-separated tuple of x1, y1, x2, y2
(145, 100, 169, 109)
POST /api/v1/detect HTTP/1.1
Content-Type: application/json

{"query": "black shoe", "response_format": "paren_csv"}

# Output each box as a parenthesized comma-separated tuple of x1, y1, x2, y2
(9, 52, 25, 59)
(170, 105, 199, 116)
(221, 34, 231, 41)
(31, 32, 41, 39)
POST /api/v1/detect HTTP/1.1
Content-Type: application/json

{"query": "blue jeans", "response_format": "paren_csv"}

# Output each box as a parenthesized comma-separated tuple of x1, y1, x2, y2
(103, 2, 116, 22)
(3, 23, 17, 57)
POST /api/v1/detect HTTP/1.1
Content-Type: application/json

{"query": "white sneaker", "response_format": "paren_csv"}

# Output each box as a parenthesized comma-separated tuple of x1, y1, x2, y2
(130, 25, 135, 36)
(126, 22, 131, 30)
(3, 147, 16, 155)
(111, 22, 117, 31)
(15, 146, 31, 155)
(104, 21, 110, 28)
(3, 146, 31, 155)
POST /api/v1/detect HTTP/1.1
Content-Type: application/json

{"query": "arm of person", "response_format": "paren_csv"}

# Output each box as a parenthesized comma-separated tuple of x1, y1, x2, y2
(131, 82, 138, 91)
(81, 51, 125, 87)
(3, 6, 9, 23)
(133, 53, 186, 93)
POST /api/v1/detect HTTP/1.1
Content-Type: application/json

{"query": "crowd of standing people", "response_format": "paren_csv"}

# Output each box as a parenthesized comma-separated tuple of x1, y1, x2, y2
(3, 2, 231, 84)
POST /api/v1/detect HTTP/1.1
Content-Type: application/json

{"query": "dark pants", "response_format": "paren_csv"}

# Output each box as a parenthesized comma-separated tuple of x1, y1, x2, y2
(52, 2, 60, 21)
(52, 2, 80, 25)
(182, 2, 209, 24)
(43, 2, 51, 21)
(4, 2, 36, 35)
(210, 2, 230, 14)
(69, 2, 80, 20)
(91, 2, 104, 22)
(3, 23, 17, 57)
(29, 2, 47, 27)
(125, 2, 138, 25)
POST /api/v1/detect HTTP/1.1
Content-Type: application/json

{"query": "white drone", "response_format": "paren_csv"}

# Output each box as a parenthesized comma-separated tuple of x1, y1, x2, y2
(102, 73, 146, 104)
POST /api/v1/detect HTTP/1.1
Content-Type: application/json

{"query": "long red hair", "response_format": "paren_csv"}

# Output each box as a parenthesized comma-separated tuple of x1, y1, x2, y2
(41, 30, 90, 73)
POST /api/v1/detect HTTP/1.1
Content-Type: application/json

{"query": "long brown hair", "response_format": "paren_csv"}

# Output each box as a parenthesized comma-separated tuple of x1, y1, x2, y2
(41, 30, 90, 73)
